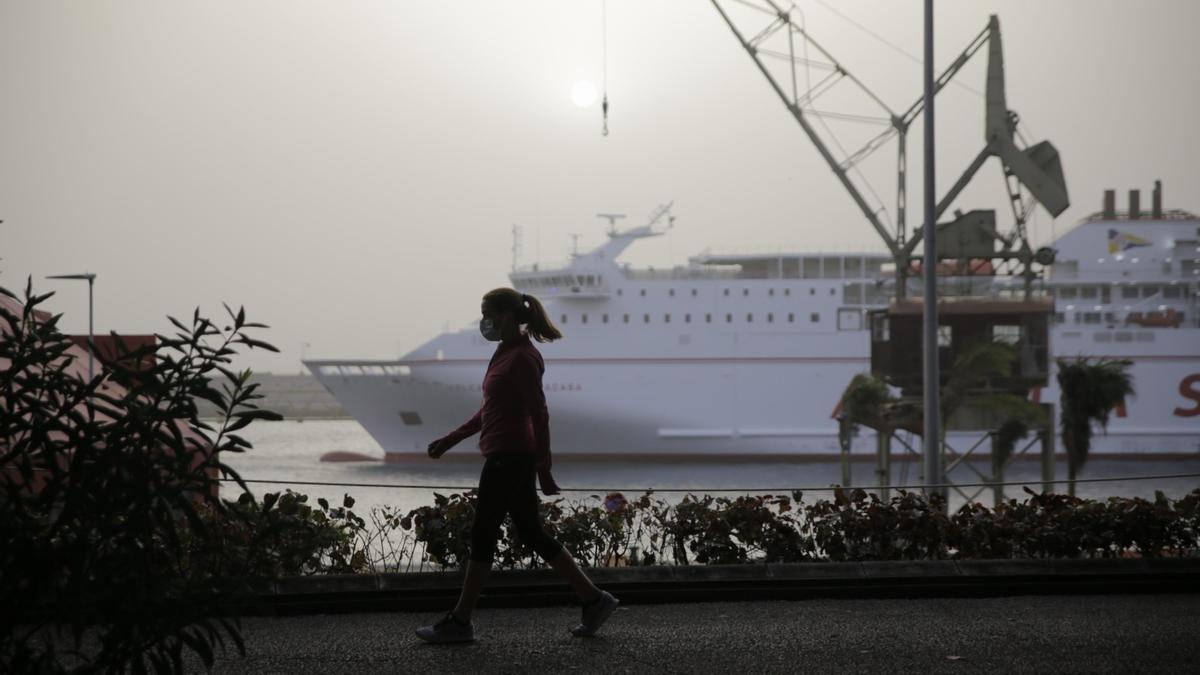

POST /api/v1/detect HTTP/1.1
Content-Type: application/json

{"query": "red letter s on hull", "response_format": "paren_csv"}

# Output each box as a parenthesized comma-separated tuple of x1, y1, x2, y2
(1175, 374, 1200, 418)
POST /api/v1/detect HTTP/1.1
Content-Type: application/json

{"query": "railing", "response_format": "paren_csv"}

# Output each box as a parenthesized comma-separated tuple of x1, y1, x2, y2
(223, 471, 1200, 495)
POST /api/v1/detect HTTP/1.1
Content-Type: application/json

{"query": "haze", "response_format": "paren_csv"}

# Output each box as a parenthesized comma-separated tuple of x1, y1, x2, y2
(3, 0, 1197, 373)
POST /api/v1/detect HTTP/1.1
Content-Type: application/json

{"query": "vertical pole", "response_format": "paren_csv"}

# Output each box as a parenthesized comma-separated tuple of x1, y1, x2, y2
(1041, 403, 1056, 493)
(922, 0, 943, 505)
(87, 275, 95, 381)
(839, 418, 852, 488)
(991, 433, 1003, 508)
(876, 431, 891, 502)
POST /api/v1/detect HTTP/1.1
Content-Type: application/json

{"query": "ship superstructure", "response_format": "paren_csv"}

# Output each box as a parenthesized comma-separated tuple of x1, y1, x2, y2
(308, 212, 897, 459)
(305, 193, 1200, 459)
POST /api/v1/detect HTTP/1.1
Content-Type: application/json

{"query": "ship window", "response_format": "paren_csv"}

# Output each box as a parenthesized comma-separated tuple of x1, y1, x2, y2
(843, 283, 863, 304)
(743, 289, 750, 297)
(581, 313, 588, 324)
(640, 289, 646, 297)
(823, 257, 843, 279)
(830, 288, 836, 296)
(724, 288, 730, 296)
(669, 288, 675, 296)
(1164, 285, 1182, 299)
(691, 288, 698, 296)
(684, 313, 691, 323)
(788, 313, 795, 322)
(938, 325, 952, 347)
(1080, 286, 1098, 299)
(705, 313, 712, 323)
(1121, 285, 1139, 299)
(623, 314, 630, 323)
(644, 314, 651, 323)
(617, 289, 623, 296)
(993, 324, 1021, 344)
(725, 313, 733, 323)
(1141, 285, 1161, 298)
(602, 314, 609, 323)
(803, 257, 821, 278)
(1082, 312, 1102, 324)
(561, 314, 568, 324)
(399, 411, 423, 426)
(872, 316, 890, 341)
(845, 257, 862, 278)
(1059, 286, 1078, 299)
(811, 313, 820, 323)
(664, 314, 671, 323)
(587, 275, 595, 285)
(1053, 312, 1066, 324)
(784, 288, 790, 296)
(767, 313, 774, 323)
(837, 308, 862, 331)
(809, 288, 816, 296)
(746, 313, 753, 323)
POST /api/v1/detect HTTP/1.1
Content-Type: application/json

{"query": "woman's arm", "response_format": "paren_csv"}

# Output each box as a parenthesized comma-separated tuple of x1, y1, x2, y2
(428, 408, 482, 458)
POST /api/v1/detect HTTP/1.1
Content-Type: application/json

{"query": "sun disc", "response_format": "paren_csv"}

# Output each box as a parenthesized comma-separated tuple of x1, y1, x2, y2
(570, 80, 598, 108)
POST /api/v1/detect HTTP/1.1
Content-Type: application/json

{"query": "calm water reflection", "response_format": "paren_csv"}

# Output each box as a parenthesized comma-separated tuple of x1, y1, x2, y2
(228, 420, 1200, 515)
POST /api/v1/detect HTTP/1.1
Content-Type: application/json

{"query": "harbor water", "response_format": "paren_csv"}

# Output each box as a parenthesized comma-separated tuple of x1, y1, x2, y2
(226, 420, 1200, 516)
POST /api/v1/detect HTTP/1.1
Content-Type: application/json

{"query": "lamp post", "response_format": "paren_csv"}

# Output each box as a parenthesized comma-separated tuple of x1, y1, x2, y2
(46, 273, 97, 380)
(921, 0, 944, 504)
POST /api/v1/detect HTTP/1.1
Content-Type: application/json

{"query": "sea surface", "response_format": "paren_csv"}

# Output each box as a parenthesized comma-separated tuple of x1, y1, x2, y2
(226, 420, 1200, 516)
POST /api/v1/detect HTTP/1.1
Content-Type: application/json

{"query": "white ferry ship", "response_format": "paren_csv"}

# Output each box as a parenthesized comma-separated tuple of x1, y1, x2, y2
(306, 188, 1200, 460)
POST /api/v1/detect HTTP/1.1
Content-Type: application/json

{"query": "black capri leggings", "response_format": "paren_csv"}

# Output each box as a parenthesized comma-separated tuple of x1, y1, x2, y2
(469, 453, 564, 565)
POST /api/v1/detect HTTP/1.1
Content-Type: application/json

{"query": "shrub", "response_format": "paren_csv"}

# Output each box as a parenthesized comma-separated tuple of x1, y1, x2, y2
(388, 486, 1200, 571)
(0, 282, 281, 673)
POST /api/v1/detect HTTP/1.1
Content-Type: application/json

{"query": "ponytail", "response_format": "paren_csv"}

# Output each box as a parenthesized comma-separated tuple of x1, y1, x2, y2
(482, 288, 563, 343)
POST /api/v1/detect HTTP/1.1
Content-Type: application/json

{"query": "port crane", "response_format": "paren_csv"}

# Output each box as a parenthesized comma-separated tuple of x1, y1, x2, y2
(708, 1, 1069, 298)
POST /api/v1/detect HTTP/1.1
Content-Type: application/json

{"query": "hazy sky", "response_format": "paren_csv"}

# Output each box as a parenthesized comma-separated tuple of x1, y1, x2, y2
(4, 1, 1198, 373)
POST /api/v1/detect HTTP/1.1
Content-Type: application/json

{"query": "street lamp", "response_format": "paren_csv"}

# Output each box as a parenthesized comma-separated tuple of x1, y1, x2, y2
(46, 272, 97, 380)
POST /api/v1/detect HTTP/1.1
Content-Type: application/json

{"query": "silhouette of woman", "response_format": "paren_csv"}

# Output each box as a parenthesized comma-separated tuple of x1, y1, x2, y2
(415, 288, 619, 643)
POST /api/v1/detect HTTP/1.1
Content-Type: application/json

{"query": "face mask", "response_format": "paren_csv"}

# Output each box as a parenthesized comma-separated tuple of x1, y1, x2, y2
(479, 318, 502, 342)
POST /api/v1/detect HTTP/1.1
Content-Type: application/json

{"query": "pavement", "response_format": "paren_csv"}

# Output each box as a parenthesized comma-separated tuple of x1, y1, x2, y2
(203, 593, 1200, 673)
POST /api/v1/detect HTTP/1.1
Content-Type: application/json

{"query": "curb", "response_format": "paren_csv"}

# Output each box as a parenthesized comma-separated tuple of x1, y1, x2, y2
(242, 558, 1200, 615)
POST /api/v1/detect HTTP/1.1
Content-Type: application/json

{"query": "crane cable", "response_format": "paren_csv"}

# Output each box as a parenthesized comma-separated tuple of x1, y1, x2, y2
(601, 0, 609, 136)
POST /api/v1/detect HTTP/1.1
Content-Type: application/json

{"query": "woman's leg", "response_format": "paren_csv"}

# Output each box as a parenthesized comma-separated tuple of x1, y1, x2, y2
(507, 469, 602, 603)
(454, 459, 506, 622)
(452, 559, 491, 622)
(547, 549, 602, 603)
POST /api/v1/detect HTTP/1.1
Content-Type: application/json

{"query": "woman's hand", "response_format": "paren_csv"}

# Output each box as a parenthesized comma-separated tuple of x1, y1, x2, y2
(538, 471, 561, 496)
(427, 437, 453, 459)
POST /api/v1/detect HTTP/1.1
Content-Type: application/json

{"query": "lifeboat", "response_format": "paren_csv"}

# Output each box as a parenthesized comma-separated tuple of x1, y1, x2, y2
(1126, 309, 1181, 328)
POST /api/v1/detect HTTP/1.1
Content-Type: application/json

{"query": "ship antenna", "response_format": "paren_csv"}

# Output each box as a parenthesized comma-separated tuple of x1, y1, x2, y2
(596, 212, 626, 236)
(511, 224, 523, 272)
(646, 201, 675, 231)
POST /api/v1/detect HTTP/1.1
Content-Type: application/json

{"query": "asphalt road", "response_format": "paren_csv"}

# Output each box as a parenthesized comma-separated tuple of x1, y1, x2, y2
(203, 594, 1200, 674)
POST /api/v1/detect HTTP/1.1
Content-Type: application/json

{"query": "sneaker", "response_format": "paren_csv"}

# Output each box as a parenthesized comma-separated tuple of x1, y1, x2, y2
(570, 591, 619, 637)
(415, 612, 476, 644)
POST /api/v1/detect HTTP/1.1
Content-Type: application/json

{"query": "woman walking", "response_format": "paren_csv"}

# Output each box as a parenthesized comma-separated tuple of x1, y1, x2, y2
(415, 288, 619, 643)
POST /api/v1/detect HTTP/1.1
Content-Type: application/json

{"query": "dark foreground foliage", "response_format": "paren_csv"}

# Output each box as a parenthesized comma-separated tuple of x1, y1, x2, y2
(383, 486, 1200, 571)
(0, 282, 293, 673)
